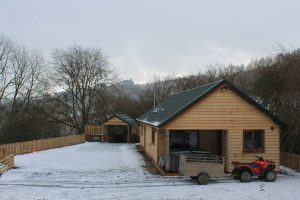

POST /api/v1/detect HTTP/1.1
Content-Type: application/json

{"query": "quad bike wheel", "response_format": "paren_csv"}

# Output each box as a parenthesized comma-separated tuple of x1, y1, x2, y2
(232, 169, 240, 179)
(240, 171, 252, 182)
(265, 170, 277, 182)
(197, 173, 210, 185)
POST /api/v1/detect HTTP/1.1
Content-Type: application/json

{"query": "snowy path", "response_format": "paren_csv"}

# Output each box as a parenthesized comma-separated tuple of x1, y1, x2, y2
(0, 142, 299, 200)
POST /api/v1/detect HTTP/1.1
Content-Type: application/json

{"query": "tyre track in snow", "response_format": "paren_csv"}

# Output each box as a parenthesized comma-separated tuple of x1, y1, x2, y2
(0, 178, 197, 189)
(0, 175, 247, 189)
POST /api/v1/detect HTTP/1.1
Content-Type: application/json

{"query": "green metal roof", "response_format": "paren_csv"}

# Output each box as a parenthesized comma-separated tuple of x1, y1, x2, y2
(137, 79, 286, 128)
(115, 114, 138, 126)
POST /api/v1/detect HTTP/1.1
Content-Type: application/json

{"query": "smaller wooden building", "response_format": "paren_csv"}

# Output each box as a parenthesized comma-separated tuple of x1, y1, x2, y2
(101, 114, 139, 143)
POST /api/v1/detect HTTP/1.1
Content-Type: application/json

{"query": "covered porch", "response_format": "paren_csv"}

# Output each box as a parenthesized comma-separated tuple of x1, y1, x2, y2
(102, 120, 130, 143)
(100, 114, 138, 143)
(163, 130, 228, 172)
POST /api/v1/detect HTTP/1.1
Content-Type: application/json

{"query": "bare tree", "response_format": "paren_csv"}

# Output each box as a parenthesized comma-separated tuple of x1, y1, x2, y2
(47, 46, 117, 133)
(0, 35, 14, 103)
(151, 74, 176, 102)
(0, 35, 56, 144)
(249, 49, 300, 153)
(10, 46, 45, 112)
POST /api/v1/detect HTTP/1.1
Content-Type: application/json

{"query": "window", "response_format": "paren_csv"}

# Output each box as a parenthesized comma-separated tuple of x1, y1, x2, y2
(169, 130, 199, 150)
(143, 125, 146, 136)
(151, 128, 156, 144)
(243, 130, 264, 152)
(140, 125, 144, 136)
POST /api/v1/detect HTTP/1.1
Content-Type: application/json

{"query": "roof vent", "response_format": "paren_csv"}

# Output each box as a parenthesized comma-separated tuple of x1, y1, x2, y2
(152, 92, 164, 113)
(221, 86, 228, 92)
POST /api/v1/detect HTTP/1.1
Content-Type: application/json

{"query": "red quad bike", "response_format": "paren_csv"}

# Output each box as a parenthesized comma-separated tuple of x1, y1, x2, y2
(232, 156, 277, 183)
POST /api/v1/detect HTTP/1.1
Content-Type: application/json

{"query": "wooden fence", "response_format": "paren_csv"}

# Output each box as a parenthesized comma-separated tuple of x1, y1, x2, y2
(0, 134, 85, 155)
(85, 125, 102, 135)
(281, 151, 300, 172)
(85, 125, 103, 141)
(0, 147, 14, 175)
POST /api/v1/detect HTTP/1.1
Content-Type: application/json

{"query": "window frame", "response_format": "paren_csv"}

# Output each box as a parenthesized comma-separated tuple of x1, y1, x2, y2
(243, 130, 265, 153)
(151, 127, 156, 145)
(140, 125, 144, 136)
(143, 125, 146, 136)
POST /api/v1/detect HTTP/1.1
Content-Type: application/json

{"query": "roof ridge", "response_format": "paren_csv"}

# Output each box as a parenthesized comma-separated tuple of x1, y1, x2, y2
(169, 79, 224, 97)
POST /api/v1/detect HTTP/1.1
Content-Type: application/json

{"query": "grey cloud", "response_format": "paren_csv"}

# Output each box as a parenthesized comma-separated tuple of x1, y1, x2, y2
(1, 0, 300, 83)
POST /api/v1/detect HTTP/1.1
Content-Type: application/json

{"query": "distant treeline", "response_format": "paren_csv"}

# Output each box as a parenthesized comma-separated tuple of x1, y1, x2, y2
(99, 49, 300, 154)
(0, 34, 299, 154)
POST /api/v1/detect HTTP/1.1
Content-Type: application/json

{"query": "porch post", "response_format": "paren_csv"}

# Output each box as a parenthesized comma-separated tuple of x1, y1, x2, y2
(140, 124, 143, 147)
(127, 124, 130, 144)
(101, 124, 104, 142)
(166, 130, 170, 171)
(144, 125, 146, 151)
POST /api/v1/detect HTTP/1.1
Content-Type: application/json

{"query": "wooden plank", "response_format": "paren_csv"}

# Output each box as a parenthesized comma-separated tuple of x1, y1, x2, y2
(85, 125, 102, 135)
(102, 117, 127, 125)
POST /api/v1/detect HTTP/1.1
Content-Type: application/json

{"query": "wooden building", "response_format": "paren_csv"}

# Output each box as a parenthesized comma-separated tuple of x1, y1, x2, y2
(137, 80, 285, 172)
(100, 114, 139, 143)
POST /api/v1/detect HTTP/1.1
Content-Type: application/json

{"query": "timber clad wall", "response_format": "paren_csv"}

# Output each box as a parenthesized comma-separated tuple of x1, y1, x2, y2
(157, 129, 166, 162)
(165, 87, 280, 171)
(103, 117, 127, 125)
(85, 125, 102, 135)
(85, 125, 102, 141)
(144, 124, 158, 162)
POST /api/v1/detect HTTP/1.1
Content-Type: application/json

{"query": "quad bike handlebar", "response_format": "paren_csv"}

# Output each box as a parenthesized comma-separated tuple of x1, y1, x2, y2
(255, 156, 264, 161)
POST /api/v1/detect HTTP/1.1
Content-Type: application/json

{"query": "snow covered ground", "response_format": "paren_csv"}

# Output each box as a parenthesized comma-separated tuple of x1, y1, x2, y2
(0, 142, 299, 200)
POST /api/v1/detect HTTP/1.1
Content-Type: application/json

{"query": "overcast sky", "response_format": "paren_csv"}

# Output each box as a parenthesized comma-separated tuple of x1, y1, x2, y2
(1, 0, 300, 83)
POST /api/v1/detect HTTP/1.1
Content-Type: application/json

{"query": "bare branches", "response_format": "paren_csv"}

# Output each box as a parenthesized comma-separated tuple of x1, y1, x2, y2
(47, 46, 117, 133)
(151, 74, 176, 102)
(0, 35, 14, 103)
(10, 46, 46, 112)
(0, 35, 46, 112)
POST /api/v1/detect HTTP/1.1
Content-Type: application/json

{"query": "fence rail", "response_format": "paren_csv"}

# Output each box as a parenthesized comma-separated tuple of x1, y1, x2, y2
(0, 134, 85, 155)
(281, 151, 300, 172)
